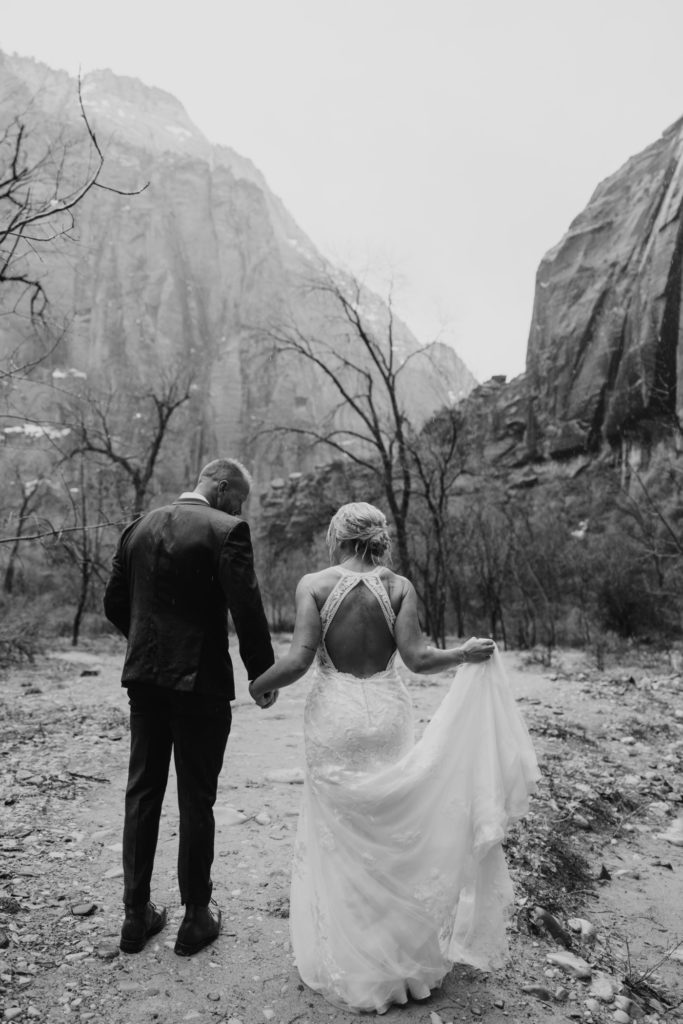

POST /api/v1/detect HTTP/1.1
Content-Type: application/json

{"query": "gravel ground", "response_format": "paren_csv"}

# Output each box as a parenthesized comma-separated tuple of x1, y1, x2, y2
(0, 638, 681, 1024)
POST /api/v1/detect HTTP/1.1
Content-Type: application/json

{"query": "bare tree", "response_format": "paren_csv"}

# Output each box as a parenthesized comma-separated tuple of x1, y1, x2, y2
(408, 408, 464, 644)
(466, 502, 512, 645)
(63, 374, 195, 519)
(0, 78, 147, 374)
(2, 471, 47, 593)
(258, 269, 442, 575)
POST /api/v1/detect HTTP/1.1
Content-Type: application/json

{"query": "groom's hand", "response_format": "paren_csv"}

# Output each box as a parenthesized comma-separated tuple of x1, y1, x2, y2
(258, 689, 278, 709)
(249, 682, 279, 709)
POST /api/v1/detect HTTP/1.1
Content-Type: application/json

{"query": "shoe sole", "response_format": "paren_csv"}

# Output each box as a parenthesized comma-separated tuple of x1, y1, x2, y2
(173, 930, 220, 957)
(119, 916, 167, 954)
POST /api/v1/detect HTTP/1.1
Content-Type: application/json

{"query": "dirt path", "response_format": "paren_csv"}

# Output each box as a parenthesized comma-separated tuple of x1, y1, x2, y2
(1, 641, 681, 1024)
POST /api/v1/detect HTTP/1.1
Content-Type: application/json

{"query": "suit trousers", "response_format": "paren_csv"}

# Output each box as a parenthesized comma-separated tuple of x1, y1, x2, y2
(122, 684, 232, 908)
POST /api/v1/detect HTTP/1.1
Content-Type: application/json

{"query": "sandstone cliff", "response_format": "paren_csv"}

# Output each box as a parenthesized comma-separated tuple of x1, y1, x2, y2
(526, 114, 683, 458)
(449, 113, 683, 486)
(0, 52, 476, 486)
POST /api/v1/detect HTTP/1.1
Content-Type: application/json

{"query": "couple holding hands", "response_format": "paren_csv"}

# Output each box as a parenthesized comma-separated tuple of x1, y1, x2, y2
(104, 457, 538, 1015)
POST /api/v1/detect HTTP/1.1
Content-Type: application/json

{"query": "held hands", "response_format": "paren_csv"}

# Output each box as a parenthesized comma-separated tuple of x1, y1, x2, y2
(460, 637, 496, 663)
(248, 680, 279, 709)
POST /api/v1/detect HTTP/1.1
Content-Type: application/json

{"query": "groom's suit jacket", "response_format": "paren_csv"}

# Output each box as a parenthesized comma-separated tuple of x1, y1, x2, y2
(103, 497, 274, 698)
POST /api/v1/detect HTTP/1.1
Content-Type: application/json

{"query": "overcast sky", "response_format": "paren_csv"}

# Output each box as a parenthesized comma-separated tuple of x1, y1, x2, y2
(3, 0, 683, 381)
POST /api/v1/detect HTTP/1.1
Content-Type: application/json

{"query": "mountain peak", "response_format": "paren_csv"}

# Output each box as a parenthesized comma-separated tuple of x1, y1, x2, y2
(80, 68, 210, 157)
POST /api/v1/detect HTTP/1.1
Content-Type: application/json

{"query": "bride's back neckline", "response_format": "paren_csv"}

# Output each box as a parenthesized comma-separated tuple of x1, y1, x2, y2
(333, 563, 384, 576)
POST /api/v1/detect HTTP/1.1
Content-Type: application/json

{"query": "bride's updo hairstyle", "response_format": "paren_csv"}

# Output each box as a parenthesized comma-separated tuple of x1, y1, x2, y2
(326, 502, 392, 566)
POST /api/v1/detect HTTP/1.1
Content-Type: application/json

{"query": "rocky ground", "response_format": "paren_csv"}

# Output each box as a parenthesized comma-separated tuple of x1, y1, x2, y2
(0, 639, 681, 1024)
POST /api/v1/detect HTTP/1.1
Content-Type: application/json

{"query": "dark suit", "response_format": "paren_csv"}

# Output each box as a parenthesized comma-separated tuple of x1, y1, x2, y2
(104, 496, 274, 907)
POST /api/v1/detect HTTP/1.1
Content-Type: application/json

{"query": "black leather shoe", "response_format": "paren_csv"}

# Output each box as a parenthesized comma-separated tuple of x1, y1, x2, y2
(119, 901, 167, 953)
(174, 902, 221, 956)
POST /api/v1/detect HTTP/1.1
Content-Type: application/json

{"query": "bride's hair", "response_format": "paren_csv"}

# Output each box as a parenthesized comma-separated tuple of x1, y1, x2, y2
(326, 502, 392, 566)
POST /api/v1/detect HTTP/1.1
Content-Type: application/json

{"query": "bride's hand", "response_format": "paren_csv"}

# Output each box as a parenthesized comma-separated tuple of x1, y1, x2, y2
(257, 689, 279, 709)
(249, 680, 279, 709)
(460, 637, 495, 662)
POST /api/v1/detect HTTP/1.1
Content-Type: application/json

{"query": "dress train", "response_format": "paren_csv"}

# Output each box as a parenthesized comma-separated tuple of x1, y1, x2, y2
(290, 648, 539, 1014)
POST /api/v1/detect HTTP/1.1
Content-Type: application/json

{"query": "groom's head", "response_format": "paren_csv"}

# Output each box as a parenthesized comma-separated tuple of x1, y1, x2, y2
(196, 458, 252, 515)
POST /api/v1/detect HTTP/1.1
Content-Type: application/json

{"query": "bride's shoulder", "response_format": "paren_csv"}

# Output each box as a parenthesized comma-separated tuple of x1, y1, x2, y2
(376, 568, 412, 602)
(377, 566, 409, 584)
(296, 568, 340, 601)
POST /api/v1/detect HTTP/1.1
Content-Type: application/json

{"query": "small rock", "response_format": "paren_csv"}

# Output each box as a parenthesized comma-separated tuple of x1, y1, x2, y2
(614, 995, 635, 1014)
(585, 998, 601, 1013)
(0, 897, 21, 914)
(0, 930, 9, 949)
(262, 1011, 275, 1021)
(104, 867, 124, 879)
(521, 984, 553, 1002)
(471, 1007, 482, 1017)
(572, 813, 591, 829)
(658, 816, 683, 846)
(4, 1009, 22, 1021)
(206, 992, 221, 1001)
(70, 901, 97, 917)
(532, 907, 573, 948)
(568, 917, 597, 943)
(219, 807, 248, 826)
(254, 812, 272, 826)
(589, 971, 616, 1002)
(546, 950, 592, 980)
(493, 999, 505, 1009)
(554, 986, 569, 1002)
(95, 942, 119, 960)
(613, 1011, 630, 1024)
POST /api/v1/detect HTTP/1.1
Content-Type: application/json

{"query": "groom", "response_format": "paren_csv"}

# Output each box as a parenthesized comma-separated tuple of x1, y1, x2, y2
(104, 458, 276, 956)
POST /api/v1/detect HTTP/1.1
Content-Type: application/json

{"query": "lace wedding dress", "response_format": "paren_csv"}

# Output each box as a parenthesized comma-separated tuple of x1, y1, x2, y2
(289, 568, 539, 1014)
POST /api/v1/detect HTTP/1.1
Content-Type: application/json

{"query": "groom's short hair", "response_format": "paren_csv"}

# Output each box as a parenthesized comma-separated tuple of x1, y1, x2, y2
(197, 458, 253, 493)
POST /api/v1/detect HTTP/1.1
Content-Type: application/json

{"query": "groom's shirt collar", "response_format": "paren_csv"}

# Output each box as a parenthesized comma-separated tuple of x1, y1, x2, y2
(178, 491, 210, 504)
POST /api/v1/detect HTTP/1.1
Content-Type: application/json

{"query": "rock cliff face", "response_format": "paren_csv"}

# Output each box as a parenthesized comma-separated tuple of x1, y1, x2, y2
(0, 52, 475, 485)
(526, 114, 683, 458)
(452, 114, 683, 484)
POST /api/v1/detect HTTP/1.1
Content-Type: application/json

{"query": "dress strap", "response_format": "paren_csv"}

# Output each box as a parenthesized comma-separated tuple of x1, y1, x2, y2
(319, 569, 395, 639)
(360, 574, 396, 633)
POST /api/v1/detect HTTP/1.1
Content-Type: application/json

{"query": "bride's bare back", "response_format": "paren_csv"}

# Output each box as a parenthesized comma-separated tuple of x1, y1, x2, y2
(314, 567, 403, 677)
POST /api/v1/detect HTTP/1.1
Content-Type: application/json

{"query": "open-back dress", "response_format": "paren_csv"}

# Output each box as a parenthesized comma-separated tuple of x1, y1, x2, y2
(289, 567, 539, 1014)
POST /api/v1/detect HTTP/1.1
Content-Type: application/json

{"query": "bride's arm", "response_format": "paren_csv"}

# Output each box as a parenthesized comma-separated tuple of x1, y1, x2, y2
(249, 577, 322, 700)
(395, 580, 494, 672)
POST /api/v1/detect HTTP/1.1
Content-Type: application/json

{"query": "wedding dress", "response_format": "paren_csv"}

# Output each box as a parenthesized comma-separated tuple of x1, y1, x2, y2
(289, 567, 539, 1015)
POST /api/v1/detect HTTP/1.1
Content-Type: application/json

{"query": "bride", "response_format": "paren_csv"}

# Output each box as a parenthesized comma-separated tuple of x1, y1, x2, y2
(249, 502, 539, 1014)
